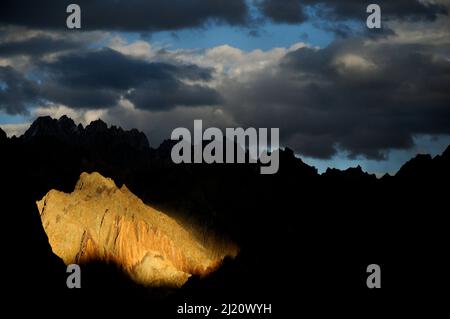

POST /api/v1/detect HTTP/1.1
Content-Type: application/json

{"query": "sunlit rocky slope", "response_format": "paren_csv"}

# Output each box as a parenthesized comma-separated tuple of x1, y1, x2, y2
(37, 172, 238, 287)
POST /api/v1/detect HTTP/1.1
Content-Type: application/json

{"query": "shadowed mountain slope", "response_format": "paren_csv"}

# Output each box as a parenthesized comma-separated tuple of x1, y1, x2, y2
(1, 116, 449, 316)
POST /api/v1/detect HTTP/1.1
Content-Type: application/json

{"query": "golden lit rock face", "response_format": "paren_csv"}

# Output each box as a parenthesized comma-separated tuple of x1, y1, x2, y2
(37, 172, 238, 287)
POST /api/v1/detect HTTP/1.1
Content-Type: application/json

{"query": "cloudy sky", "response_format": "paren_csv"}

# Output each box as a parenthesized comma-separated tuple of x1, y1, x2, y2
(1, 0, 449, 174)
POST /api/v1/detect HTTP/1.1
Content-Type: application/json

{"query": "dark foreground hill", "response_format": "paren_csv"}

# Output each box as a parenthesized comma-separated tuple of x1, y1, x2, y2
(1, 116, 448, 316)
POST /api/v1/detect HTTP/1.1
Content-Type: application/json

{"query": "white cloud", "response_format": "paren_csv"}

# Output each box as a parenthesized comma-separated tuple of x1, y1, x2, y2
(106, 36, 311, 85)
(0, 123, 30, 137)
(108, 36, 157, 60)
(334, 54, 376, 72)
(170, 42, 310, 81)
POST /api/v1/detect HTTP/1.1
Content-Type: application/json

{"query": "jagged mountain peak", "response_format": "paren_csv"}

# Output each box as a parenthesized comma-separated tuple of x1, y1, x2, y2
(22, 115, 150, 152)
(58, 114, 76, 127)
(395, 153, 434, 178)
(24, 115, 79, 139)
(85, 118, 108, 132)
(37, 172, 238, 288)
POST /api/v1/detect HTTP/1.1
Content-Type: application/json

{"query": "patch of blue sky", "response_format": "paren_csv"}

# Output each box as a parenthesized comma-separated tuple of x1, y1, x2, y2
(302, 135, 450, 176)
(0, 112, 30, 124)
(144, 22, 333, 51)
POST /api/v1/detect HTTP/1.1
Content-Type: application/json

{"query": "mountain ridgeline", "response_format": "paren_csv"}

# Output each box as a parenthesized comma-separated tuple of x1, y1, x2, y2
(1, 116, 448, 316)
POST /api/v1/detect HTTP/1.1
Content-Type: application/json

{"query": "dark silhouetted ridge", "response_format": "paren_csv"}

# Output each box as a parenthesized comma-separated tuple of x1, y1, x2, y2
(23, 115, 150, 152)
(0, 127, 6, 142)
(443, 145, 450, 159)
(396, 153, 434, 179)
(278, 147, 317, 177)
(2, 115, 450, 316)
(24, 115, 80, 140)
(323, 165, 377, 182)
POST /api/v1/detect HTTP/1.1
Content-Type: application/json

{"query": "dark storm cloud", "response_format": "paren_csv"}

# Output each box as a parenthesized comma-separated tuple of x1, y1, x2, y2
(316, 0, 447, 21)
(127, 79, 223, 110)
(40, 48, 214, 90)
(258, 0, 448, 24)
(1, 0, 446, 34)
(40, 82, 120, 109)
(0, 35, 84, 57)
(0, 0, 248, 31)
(223, 39, 450, 159)
(0, 66, 41, 115)
(258, 0, 306, 24)
(38, 48, 221, 109)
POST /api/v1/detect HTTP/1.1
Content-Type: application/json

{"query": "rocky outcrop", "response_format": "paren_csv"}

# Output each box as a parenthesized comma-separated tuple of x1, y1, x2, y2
(37, 172, 238, 287)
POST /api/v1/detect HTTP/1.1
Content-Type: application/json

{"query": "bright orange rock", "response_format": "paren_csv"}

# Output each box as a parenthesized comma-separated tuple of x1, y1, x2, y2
(37, 172, 238, 287)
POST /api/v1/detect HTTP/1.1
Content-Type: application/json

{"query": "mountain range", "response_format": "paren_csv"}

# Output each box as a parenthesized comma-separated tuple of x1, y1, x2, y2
(1, 115, 448, 316)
